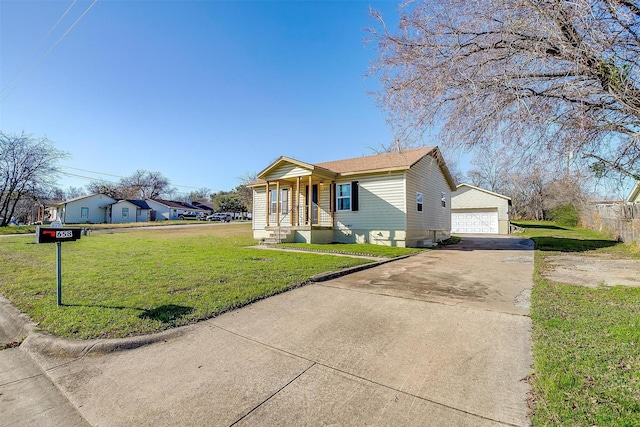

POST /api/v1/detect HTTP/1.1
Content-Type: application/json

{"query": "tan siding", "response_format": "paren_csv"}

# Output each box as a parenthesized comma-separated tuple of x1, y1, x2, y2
(334, 173, 406, 231)
(252, 187, 266, 230)
(319, 184, 332, 225)
(264, 164, 311, 181)
(452, 187, 509, 220)
(406, 155, 451, 236)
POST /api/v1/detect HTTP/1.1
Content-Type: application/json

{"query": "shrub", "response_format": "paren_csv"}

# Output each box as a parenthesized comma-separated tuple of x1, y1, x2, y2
(547, 204, 580, 226)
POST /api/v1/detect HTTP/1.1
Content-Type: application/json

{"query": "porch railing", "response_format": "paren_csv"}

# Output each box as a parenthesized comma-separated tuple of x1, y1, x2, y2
(275, 204, 298, 243)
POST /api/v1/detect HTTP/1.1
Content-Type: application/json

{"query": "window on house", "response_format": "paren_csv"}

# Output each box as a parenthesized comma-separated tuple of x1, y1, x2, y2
(337, 184, 351, 211)
(270, 190, 277, 214)
(280, 188, 289, 214)
(122, 207, 129, 218)
(441, 192, 447, 208)
(416, 192, 423, 212)
(80, 207, 89, 218)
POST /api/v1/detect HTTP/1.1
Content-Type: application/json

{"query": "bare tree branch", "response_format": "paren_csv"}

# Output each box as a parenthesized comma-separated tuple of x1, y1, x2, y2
(368, 0, 640, 178)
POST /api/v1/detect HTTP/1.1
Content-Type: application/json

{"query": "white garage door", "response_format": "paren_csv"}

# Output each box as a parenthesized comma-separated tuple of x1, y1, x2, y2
(451, 210, 499, 234)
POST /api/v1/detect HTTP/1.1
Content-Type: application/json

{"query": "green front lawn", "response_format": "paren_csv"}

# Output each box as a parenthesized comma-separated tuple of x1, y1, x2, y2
(0, 223, 374, 339)
(517, 221, 640, 426)
(274, 242, 425, 258)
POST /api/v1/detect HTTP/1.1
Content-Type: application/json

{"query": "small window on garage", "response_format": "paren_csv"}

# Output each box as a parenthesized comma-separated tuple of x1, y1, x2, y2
(416, 192, 423, 212)
(441, 192, 446, 208)
(81, 207, 89, 218)
(122, 207, 129, 218)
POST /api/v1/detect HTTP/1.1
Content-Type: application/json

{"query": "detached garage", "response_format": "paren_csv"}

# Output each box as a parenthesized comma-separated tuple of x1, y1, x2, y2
(451, 184, 511, 235)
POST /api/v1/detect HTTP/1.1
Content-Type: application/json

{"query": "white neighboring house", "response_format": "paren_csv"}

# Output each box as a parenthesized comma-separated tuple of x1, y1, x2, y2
(627, 181, 640, 204)
(108, 200, 151, 224)
(451, 184, 511, 235)
(145, 199, 183, 221)
(54, 193, 116, 224)
(145, 198, 205, 221)
(249, 146, 456, 247)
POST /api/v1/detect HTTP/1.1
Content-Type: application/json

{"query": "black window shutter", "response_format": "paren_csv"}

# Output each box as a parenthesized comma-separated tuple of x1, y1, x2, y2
(332, 182, 336, 210)
(351, 181, 359, 211)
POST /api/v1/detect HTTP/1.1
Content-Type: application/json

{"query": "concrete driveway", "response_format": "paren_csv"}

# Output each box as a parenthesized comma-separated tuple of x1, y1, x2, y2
(17, 235, 533, 426)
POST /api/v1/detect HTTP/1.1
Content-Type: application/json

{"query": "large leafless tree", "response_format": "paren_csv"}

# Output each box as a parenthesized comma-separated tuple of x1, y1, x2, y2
(118, 169, 172, 199)
(0, 132, 67, 226)
(369, 0, 640, 179)
(86, 170, 173, 199)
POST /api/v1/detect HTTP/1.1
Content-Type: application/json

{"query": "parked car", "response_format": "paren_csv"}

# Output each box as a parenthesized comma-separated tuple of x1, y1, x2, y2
(178, 211, 205, 220)
(206, 213, 230, 222)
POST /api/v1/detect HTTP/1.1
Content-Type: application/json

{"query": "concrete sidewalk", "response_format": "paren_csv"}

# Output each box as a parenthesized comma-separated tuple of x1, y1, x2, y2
(0, 296, 89, 427)
(2, 236, 533, 426)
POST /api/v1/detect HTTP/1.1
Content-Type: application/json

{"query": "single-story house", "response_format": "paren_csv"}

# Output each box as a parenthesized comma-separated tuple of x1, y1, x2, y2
(191, 201, 214, 213)
(628, 182, 640, 204)
(145, 198, 205, 221)
(53, 194, 155, 224)
(451, 184, 511, 234)
(249, 146, 457, 247)
(107, 199, 151, 224)
(54, 193, 117, 224)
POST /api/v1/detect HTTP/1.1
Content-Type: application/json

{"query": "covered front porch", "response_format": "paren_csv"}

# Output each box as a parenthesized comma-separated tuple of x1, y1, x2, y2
(252, 157, 338, 243)
(264, 176, 335, 228)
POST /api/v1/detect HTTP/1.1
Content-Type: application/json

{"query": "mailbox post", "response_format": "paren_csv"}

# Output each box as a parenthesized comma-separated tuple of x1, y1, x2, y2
(36, 226, 82, 306)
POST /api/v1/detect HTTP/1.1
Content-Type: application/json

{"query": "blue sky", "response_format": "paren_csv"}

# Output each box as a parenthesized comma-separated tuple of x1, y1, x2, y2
(1, 0, 409, 196)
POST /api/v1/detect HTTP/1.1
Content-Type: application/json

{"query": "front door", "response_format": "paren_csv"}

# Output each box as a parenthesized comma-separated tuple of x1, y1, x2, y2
(306, 184, 319, 225)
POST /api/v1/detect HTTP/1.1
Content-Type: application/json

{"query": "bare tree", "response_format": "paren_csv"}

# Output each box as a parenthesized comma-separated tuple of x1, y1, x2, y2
(507, 166, 549, 220)
(236, 172, 257, 214)
(368, 0, 640, 179)
(466, 146, 513, 193)
(0, 132, 67, 226)
(543, 176, 588, 212)
(85, 170, 173, 199)
(86, 179, 123, 199)
(119, 169, 172, 199)
(65, 186, 86, 200)
(188, 188, 213, 203)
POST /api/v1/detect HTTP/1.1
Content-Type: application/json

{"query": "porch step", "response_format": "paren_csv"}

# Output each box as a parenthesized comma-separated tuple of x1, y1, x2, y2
(263, 228, 293, 244)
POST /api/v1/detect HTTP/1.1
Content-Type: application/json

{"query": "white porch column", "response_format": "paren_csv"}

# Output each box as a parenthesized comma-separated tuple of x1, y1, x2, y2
(296, 177, 301, 226)
(276, 180, 281, 226)
(307, 175, 312, 226)
(265, 181, 270, 227)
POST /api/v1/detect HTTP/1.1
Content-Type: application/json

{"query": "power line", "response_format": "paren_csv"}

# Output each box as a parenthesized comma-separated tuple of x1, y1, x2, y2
(59, 167, 204, 190)
(1, 0, 99, 102)
(59, 171, 118, 183)
(61, 165, 124, 178)
(0, 0, 79, 96)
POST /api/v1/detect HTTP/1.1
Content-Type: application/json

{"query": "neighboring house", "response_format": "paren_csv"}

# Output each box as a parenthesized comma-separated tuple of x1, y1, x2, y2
(54, 193, 117, 224)
(627, 181, 640, 204)
(451, 184, 511, 235)
(191, 201, 214, 213)
(145, 198, 204, 221)
(107, 199, 151, 224)
(249, 146, 456, 247)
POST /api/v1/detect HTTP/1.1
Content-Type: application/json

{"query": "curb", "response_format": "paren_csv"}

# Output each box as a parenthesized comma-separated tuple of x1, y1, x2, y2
(309, 254, 413, 282)
(7, 254, 415, 359)
(21, 326, 193, 359)
(0, 294, 36, 345)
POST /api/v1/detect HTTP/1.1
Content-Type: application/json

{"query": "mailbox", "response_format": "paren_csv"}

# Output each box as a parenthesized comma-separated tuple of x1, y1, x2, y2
(36, 227, 82, 244)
